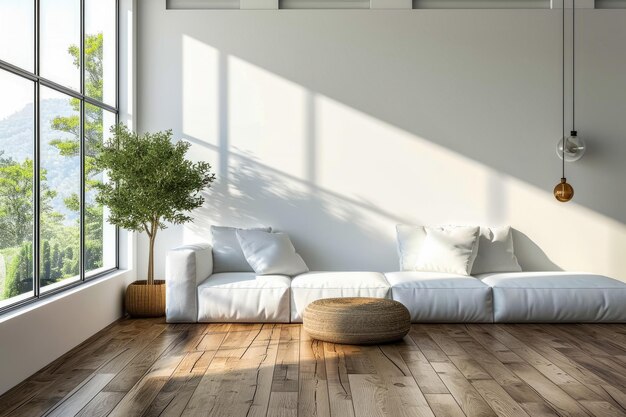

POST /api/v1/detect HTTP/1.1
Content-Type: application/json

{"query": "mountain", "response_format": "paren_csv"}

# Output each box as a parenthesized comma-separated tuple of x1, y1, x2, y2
(0, 98, 81, 223)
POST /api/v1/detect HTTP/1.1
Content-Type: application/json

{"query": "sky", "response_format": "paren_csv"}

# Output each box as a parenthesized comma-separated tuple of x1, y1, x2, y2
(0, 0, 115, 120)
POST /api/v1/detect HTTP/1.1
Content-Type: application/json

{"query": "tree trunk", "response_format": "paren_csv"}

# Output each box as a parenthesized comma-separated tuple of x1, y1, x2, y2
(147, 236, 155, 285)
(147, 221, 157, 285)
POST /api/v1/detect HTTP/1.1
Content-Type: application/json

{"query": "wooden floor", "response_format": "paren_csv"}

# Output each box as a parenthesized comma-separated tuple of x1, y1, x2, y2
(2, 321, 626, 417)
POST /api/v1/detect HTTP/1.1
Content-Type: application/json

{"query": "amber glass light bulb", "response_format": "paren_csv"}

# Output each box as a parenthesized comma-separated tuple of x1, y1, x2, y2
(554, 177, 574, 202)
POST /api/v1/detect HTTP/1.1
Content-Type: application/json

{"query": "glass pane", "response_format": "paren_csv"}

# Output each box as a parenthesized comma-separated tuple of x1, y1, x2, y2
(0, 0, 34, 71)
(85, 104, 116, 275)
(40, 0, 80, 92)
(40, 86, 80, 292)
(0, 70, 35, 308)
(85, 0, 116, 106)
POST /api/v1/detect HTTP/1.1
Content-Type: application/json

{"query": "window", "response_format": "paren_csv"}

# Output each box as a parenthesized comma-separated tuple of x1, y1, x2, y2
(0, 0, 118, 311)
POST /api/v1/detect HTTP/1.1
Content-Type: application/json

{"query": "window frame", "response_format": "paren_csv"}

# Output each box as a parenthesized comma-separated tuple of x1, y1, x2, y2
(0, 0, 119, 314)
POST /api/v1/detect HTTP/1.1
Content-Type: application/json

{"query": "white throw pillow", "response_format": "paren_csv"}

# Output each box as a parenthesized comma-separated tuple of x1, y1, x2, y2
(414, 226, 480, 275)
(397, 225, 480, 272)
(211, 226, 272, 273)
(471, 226, 522, 274)
(396, 225, 427, 271)
(236, 230, 309, 277)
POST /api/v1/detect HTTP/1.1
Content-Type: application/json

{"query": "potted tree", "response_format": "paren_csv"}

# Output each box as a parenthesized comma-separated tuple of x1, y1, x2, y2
(94, 124, 215, 317)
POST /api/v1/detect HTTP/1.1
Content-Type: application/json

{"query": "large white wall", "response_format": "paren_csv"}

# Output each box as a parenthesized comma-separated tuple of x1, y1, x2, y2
(137, 1, 626, 281)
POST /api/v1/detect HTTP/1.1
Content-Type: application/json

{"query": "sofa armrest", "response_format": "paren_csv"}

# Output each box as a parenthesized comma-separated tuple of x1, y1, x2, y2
(165, 243, 213, 323)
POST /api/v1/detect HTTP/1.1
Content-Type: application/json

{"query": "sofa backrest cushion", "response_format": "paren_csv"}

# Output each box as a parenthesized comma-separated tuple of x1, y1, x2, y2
(211, 226, 271, 273)
(414, 226, 480, 275)
(397, 225, 479, 272)
(396, 225, 427, 271)
(236, 230, 309, 277)
(471, 226, 522, 275)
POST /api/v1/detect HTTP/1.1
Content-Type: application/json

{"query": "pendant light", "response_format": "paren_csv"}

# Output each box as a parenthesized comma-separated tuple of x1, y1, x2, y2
(554, 0, 585, 203)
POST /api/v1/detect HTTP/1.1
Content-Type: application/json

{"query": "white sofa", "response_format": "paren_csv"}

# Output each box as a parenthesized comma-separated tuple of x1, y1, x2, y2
(165, 244, 626, 323)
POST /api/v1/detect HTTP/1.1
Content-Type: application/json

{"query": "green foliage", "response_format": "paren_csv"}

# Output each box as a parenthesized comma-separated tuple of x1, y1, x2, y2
(85, 203, 104, 270)
(0, 157, 73, 300)
(3, 242, 33, 299)
(94, 124, 215, 283)
(94, 125, 215, 232)
(63, 254, 79, 277)
(42, 241, 51, 285)
(51, 34, 105, 163)
(51, 243, 62, 281)
(0, 159, 56, 248)
(0, 159, 34, 247)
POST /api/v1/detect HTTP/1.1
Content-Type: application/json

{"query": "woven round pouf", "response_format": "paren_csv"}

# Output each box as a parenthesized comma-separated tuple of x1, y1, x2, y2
(303, 297, 411, 345)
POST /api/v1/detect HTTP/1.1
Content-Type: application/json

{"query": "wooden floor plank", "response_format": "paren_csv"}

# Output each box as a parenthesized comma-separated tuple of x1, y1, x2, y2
(0, 374, 56, 417)
(325, 342, 357, 417)
(299, 329, 331, 417)
(448, 356, 492, 381)
(342, 344, 377, 375)
(75, 391, 125, 417)
(471, 379, 530, 417)
(505, 362, 591, 417)
(6, 369, 94, 417)
(267, 391, 298, 417)
(579, 400, 626, 417)
(350, 374, 435, 417)
(245, 324, 283, 417)
(364, 345, 411, 378)
(425, 325, 469, 357)
(399, 348, 449, 395)
(431, 361, 497, 417)
(271, 324, 301, 393)
(409, 327, 449, 362)
(44, 373, 116, 417)
(424, 393, 466, 417)
(458, 341, 521, 386)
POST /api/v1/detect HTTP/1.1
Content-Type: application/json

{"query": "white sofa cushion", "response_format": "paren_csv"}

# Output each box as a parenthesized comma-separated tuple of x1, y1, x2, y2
(415, 226, 480, 275)
(385, 271, 492, 323)
(197, 272, 291, 323)
(211, 226, 271, 273)
(471, 226, 521, 275)
(237, 230, 308, 276)
(479, 272, 626, 323)
(290, 272, 391, 322)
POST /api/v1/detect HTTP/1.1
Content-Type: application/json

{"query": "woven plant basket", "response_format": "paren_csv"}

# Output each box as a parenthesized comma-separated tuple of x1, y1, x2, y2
(125, 280, 166, 317)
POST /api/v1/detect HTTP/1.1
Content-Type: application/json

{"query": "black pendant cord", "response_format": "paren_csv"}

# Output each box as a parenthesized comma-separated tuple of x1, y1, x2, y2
(562, 0, 566, 179)
(572, 0, 576, 132)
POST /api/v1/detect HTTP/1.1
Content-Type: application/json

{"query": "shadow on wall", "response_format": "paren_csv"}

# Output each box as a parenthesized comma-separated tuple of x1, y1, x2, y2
(186, 144, 405, 271)
(512, 229, 562, 272)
